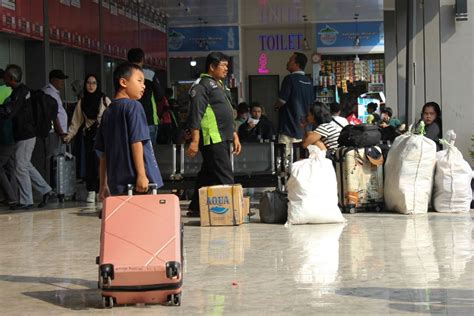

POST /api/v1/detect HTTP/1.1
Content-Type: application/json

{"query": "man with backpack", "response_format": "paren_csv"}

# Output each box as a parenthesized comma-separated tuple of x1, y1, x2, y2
(42, 69, 68, 139)
(1, 64, 53, 209)
(127, 48, 165, 144)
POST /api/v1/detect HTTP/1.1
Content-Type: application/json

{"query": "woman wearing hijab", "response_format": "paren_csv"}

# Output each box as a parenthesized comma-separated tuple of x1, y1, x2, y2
(64, 74, 111, 203)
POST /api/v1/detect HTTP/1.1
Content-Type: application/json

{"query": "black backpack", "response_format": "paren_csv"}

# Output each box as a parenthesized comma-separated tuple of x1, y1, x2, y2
(338, 124, 381, 148)
(31, 90, 58, 137)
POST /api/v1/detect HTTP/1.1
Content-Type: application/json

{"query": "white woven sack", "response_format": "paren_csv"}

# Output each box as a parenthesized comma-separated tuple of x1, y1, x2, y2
(384, 127, 437, 214)
(433, 131, 472, 213)
(286, 146, 345, 224)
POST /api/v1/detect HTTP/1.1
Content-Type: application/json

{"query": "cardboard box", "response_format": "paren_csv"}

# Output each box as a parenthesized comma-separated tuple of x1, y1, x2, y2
(199, 184, 244, 226)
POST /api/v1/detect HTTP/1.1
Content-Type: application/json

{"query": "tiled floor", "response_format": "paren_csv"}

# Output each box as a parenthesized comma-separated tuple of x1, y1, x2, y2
(0, 202, 473, 315)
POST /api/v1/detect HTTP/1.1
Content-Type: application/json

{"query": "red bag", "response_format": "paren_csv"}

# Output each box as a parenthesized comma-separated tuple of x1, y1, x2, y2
(346, 113, 362, 125)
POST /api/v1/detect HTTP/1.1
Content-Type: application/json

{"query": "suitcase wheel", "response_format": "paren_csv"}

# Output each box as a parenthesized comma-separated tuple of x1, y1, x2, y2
(102, 296, 114, 308)
(99, 264, 114, 288)
(168, 293, 181, 306)
(166, 261, 181, 279)
(98, 275, 112, 289)
(374, 205, 382, 212)
(346, 207, 357, 214)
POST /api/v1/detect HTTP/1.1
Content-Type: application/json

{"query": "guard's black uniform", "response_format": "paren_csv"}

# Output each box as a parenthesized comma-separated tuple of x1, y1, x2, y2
(187, 74, 235, 214)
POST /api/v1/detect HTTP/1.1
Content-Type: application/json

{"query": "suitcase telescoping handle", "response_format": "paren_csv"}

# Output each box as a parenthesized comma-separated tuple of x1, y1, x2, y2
(127, 183, 158, 196)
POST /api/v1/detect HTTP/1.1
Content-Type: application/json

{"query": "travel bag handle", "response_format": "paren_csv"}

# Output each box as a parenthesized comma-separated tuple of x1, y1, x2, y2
(127, 183, 158, 196)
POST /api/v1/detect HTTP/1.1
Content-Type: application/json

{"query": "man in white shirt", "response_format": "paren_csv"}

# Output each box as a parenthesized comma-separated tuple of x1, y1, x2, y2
(329, 102, 348, 132)
(43, 69, 68, 138)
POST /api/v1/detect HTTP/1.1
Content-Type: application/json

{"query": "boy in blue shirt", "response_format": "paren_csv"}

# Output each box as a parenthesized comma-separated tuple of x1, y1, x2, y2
(95, 62, 163, 199)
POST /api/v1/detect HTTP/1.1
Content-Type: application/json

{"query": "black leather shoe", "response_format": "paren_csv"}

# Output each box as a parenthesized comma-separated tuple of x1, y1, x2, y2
(186, 210, 200, 217)
(10, 204, 33, 210)
(38, 191, 54, 208)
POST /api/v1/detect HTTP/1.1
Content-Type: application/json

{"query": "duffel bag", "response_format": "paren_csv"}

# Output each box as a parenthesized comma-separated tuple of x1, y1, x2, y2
(338, 124, 381, 147)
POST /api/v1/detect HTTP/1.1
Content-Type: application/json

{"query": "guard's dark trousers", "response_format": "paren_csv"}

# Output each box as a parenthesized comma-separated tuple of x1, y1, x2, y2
(188, 141, 234, 214)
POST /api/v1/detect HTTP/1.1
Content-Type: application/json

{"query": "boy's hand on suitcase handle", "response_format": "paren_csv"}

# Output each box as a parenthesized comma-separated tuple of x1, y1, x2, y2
(127, 183, 157, 195)
(135, 175, 149, 193)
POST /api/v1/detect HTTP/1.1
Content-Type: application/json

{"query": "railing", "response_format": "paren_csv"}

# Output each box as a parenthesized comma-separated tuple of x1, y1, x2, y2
(153, 142, 288, 190)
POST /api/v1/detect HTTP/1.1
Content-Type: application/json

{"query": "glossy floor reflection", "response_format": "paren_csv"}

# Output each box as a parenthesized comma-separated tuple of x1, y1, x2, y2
(0, 203, 473, 315)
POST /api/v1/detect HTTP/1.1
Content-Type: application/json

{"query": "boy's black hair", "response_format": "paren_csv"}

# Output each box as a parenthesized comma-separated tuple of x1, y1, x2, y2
(381, 107, 393, 117)
(165, 87, 174, 98)
(367, 102, 378, 112)
(236, 102, 249, 114)
(309, 102, 332, 126)
(293, 52, 308, 71)
(127, 48, 145, 64)
(250, 101, 262, 110)
(205, 52, 229, 73)
(5, 64, 22, 82)
(329, 102, 341, 114)
(113, 62, 143, 92)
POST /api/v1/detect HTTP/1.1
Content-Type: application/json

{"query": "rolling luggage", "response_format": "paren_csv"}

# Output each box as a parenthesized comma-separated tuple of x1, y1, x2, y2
(335, 146, 384, 214)
(98, 185, 183, 308)
(51, 144, 76, 202)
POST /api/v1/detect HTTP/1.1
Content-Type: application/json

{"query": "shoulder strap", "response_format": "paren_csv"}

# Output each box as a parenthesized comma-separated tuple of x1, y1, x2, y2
(332, 117, 344, 128)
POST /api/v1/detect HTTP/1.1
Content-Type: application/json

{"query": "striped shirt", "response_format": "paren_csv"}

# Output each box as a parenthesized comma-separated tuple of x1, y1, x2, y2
(314, 122, 340, 153)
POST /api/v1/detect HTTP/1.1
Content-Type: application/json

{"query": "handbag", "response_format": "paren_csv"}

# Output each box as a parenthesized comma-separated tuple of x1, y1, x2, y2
(83, 121, 98, 139)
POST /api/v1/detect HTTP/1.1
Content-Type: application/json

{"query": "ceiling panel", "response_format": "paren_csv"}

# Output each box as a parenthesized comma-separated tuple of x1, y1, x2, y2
(155, 0, 238, 27)
(155, 0, 383, 27)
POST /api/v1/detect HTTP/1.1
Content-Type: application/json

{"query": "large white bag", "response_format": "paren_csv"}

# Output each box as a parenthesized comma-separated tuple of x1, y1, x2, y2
(384, 125, 437, 214)
(433, 131, 472, 213)
(286, 146, 345, 224)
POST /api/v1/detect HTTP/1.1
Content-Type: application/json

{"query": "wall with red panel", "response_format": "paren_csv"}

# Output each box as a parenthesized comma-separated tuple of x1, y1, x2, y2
(0, 0, 166, 70)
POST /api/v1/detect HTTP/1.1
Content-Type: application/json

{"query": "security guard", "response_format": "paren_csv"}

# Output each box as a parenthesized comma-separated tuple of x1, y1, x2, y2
(186, 52, 241, 217)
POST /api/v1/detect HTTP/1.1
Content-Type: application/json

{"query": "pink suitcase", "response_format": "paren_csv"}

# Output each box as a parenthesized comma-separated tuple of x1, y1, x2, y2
(97, 186, 183, 308)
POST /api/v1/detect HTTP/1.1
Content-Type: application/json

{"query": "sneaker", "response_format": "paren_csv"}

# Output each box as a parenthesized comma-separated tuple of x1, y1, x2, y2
(86, 191, 96, 203)
(38, 191, 54, 208)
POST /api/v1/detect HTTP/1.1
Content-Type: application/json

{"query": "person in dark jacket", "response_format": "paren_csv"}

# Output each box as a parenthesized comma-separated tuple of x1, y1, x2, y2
(186, 52, 242, 217)
(419, 101, 442, 151)
(1, 64, 53, 209)
(238, 102, 275, 142)
(127, 48, 164, 144)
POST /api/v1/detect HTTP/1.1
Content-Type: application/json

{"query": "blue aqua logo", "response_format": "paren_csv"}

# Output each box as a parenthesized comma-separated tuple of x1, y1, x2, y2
(209, 206, 229, 214)
(207, 196, 230, 214)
